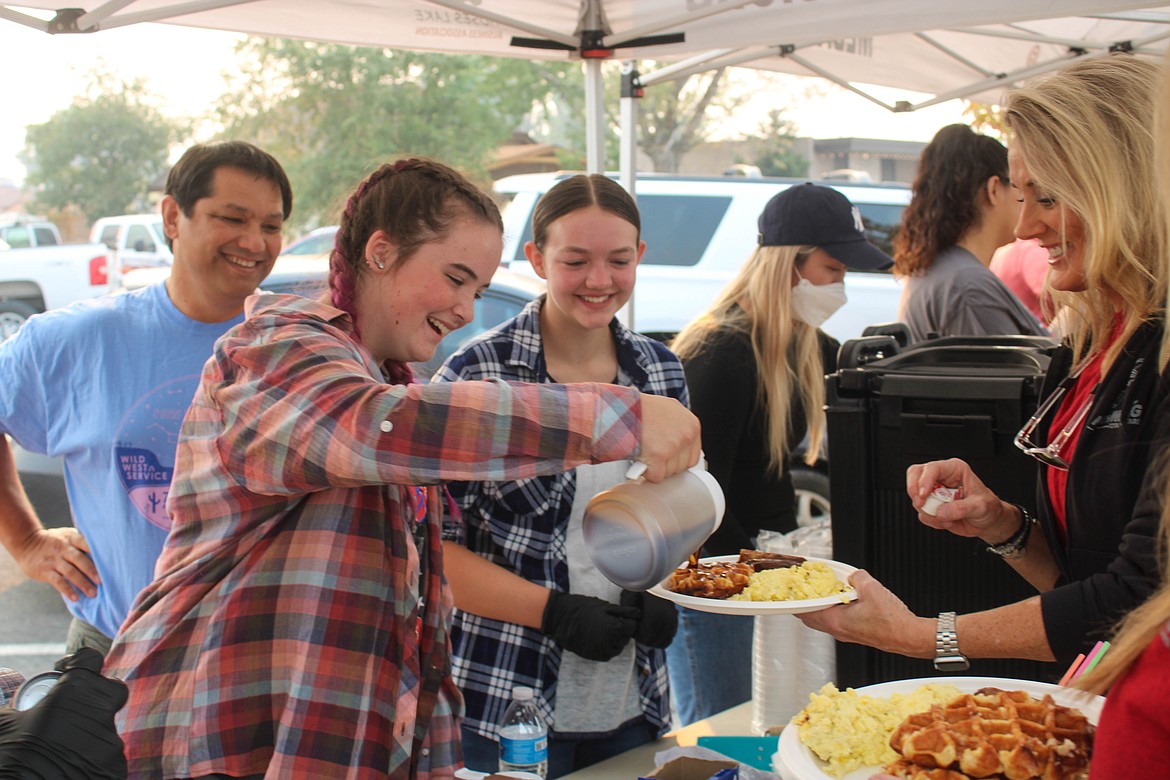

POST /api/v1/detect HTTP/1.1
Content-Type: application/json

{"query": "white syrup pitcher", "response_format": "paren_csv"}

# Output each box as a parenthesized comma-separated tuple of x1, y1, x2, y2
(581, 456, 725, 591)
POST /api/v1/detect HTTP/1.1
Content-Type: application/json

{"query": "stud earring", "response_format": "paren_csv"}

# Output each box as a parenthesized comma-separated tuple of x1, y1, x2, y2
(370, 257, 385, 270)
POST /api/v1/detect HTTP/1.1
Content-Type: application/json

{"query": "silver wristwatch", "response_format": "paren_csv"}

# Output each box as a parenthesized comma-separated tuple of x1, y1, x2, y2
(933, 611, 969, 672)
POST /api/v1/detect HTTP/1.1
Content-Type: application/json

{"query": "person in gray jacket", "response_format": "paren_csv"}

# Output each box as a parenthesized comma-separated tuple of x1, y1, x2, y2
(896, 123, 1048, 342)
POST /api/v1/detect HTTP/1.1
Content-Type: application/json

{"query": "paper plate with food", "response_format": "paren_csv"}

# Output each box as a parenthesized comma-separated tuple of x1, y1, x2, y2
(774, 676, 1103, 780)
(647, 550, 858, 615)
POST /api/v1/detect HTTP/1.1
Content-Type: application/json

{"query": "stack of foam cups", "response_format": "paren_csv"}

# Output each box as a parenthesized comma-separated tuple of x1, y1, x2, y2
(750, 523, 837, 735)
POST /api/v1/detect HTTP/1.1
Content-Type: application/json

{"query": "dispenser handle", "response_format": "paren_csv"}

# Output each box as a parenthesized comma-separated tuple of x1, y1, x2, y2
(625, 461, 648, 480)
(625, 451, 707, 481)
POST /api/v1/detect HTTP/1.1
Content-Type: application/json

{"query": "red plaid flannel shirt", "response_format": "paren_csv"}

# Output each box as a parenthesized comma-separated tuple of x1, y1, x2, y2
(104, 294, 642, 779)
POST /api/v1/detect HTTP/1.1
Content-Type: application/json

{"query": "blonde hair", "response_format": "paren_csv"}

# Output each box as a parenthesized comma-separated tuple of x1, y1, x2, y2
(1077, 52, 1170, 696)
(1004, 55, 1166, 372)
(671, 244, 823, 472)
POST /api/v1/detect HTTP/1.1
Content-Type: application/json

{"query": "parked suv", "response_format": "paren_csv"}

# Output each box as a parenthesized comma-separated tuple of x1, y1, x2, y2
(281, 225, 339, 256)
(494, 172, 909, 345)
(495, 172, 912, 526)
(90, 214, 173, 272)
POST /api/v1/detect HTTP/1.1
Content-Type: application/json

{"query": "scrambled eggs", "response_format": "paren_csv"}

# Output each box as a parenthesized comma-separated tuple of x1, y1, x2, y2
(792, 681, 963, 778)
(728, 561, 851, 602)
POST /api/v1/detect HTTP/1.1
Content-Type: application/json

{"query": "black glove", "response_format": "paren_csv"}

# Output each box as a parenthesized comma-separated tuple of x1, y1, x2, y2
(541, 591, 640, 662)
(621, 589, 679, 648)
(0, 647, 129, 779)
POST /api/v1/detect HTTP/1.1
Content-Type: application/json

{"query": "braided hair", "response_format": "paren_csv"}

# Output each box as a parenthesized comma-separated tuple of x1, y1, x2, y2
(328, 158, 503, 383)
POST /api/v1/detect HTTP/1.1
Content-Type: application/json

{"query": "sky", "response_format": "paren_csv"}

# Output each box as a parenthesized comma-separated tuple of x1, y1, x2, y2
(0, 20, 243, 184)
(0, 17, 969, 186)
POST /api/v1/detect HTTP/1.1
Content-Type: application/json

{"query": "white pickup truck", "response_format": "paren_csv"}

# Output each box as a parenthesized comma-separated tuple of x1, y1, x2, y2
(0, 240, 120, 338)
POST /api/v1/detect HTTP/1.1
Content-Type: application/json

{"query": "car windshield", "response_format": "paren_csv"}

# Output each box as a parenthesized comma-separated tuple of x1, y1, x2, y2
(148, 221, 167, 247)
(282, 228, 338, 256)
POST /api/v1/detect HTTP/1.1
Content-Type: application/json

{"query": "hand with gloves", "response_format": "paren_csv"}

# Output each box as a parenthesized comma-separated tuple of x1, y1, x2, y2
(540, 589, 681, 661)
(0, 647, 129, 780)
(541, 591, 639, 661)
(621, 589, 679, 648)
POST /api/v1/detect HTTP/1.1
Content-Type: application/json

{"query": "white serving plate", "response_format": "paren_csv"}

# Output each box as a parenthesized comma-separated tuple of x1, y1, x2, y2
(774, 676, 1104, 780)
(648, 554, 857, 616)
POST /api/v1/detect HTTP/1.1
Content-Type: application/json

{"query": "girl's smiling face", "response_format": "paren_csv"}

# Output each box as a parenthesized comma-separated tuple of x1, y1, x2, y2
(525, 205, 644, 334)
(357, 215, 502, 364)
(1009, 145, 1087, 292)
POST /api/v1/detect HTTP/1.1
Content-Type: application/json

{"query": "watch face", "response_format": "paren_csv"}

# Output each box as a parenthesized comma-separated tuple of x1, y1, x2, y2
(933, 656, 971, 673)
(12, 671, 61, 711)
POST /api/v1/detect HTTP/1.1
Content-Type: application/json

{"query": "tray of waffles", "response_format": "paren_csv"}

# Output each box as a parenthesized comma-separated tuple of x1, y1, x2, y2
(776, 676, 1103, 780)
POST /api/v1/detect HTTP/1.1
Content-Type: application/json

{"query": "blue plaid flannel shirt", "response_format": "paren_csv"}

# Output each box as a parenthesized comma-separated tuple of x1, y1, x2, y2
(433, 295, 688, 740)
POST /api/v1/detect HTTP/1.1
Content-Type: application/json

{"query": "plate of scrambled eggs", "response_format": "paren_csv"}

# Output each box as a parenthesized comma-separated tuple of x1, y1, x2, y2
(774, 677, 1104, 780)
(649, 555, 857, 615)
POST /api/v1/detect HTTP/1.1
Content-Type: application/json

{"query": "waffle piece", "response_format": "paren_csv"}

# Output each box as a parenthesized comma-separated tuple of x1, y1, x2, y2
(737, 549, 806, 571)
(666, 561, 753, 598)
(885, 688, 1093, 780)
(884, 762, 973, 780)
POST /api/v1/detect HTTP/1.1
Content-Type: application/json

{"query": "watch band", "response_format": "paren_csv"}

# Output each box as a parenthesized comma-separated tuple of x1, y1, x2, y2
(987, 505, 1036, 558)
(933, 611, 969, 672)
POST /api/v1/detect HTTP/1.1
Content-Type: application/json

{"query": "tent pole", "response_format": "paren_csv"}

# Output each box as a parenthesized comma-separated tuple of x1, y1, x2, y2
(584, 59, 605, 174)
(77, 0, 258, 31)
(785, 53, 897, 112)
(0, 7, 49, 30)
(619, 60, 641, 330)
(619, 61, 640, 198)
(581, 0, 606, 175)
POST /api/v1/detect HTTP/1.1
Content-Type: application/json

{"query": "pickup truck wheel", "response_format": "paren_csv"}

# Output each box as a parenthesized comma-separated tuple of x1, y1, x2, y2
(0, 300, 38, 340)
(791, 468, 831, 528)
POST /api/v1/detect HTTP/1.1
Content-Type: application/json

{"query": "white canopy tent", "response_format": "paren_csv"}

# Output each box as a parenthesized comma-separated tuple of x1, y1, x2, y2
(5, 0, 1170, 185)
(6, 1, 1169, 331)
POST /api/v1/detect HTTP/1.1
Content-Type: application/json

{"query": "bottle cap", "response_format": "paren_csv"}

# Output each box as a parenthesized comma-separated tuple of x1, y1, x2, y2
(512, 685, 534, 700)
(11, 670, 61, 711)
(921, 483, 957, 516)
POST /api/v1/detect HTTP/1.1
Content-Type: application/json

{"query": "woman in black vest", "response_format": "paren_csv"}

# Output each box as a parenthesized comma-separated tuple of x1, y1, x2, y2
(801, 54, 1169, 673)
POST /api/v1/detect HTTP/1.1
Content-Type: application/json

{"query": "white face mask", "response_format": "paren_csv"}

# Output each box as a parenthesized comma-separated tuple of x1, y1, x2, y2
(791, 274, 847, 328)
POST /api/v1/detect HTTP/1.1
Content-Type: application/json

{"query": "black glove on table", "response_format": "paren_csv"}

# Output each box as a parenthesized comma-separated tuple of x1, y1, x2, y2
(621, 589, 679, 648)
(0, 647, 129, 779)
(541, 591, 640, 662)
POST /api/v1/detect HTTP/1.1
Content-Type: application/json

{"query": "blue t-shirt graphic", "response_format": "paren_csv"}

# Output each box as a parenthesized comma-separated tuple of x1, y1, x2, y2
(114, 376, 202, 530)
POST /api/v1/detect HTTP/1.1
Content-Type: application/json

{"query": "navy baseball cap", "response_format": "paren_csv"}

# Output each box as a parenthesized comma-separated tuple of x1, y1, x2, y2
(757, 183, 894, 271)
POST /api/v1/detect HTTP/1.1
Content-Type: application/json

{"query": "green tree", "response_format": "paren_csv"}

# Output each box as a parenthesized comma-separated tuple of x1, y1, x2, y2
(963, 101, 1006, 138)
(747, 108, 808, 177)
(218, 38, 577, 228)
(636, 67, 738, 173)
(523, 62, 616, 172)
(23, 71, 175, 221)
(539, 63, 743, 174)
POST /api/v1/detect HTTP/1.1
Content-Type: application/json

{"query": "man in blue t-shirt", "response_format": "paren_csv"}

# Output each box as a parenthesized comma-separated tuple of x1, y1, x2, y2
(0, 141, 293, 654)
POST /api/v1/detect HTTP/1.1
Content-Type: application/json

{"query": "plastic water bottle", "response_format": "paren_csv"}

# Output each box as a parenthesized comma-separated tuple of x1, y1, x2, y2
(498, 686, 548, 779)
